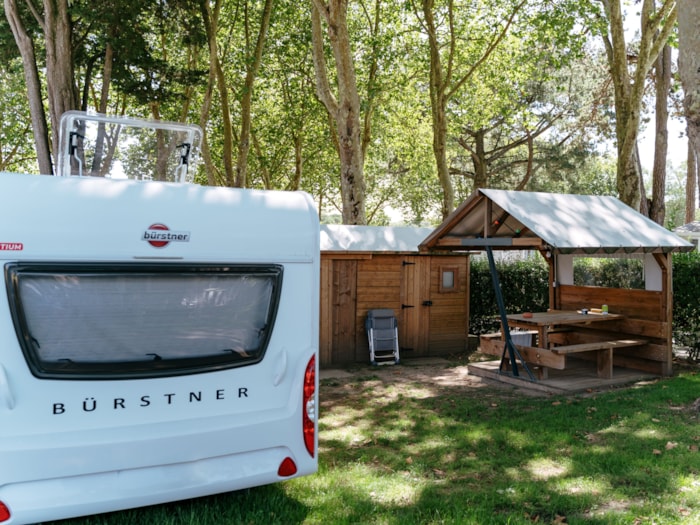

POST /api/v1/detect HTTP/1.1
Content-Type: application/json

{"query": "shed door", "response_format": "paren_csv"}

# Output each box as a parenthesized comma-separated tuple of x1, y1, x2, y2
(400, 256, 430, 355)
(332, 259, 358, 364)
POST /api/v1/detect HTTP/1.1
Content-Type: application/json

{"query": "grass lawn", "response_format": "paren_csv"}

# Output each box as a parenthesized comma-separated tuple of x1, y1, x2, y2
(46, 359, 700, 525)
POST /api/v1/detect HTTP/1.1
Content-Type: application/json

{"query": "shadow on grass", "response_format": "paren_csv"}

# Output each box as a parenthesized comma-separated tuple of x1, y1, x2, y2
(44, 483, 309, 525)
(315, 368, 700, 524)
(43, 368, 699, 524)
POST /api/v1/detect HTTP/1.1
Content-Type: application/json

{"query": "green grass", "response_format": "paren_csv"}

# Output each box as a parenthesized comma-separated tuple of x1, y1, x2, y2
(45, 366, 700, 524)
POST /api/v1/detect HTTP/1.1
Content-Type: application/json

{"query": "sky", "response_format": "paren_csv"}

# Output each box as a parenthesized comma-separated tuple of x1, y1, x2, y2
(637, 116, 688, 175)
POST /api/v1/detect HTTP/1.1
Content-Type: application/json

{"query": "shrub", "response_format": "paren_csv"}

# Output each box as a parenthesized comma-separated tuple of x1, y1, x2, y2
(469, 255, 548, 334)
(672, 251, 700, 354)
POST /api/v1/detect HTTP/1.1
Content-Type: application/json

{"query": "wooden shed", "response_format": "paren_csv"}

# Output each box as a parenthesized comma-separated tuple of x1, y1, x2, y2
(319, 224, 470, 367)
(420, 189, 694, 386)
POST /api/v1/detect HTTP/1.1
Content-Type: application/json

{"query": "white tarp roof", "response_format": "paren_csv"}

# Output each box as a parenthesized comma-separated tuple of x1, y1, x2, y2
(321, 224, 434, 253)
(421, 189, 694, 255)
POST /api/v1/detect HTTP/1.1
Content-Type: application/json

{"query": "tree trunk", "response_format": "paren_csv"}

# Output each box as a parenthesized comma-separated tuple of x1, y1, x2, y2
(4, 0, 53, 174)
(198, 76, 219, 186)
(292, 134, 303, 191)
(235, 0, 274, 188)
(600, 0, 677, 211)
(90, 42, 114, 176)
(200, 0, 235, 187)
(650, 43, 671, 225)
(686, 136, 697, 223)
(310, 0, 366, 225)
(43, 0, 79, 162)
(636, 144, 649, 217)
(422, 0, 453, 218)
(679, 0, 700, 223)
(471, 129, 488, 189)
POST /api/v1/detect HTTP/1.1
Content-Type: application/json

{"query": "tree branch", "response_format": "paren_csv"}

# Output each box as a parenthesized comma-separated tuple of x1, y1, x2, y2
(446, 0, 527, 99)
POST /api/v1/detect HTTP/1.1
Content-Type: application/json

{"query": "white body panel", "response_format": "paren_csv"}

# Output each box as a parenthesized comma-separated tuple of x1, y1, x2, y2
(0, 172, 320, 524)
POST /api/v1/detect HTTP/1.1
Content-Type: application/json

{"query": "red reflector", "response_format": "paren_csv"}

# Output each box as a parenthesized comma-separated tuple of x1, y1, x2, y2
(0, 501, 10, 522)
(278, 457, 298, 477)
(303, 355, 316, 457)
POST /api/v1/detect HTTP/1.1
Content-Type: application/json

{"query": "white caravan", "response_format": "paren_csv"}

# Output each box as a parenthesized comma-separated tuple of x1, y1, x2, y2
(0, 112, 319, 524)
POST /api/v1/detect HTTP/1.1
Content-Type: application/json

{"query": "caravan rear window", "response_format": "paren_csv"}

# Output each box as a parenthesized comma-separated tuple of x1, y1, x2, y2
(5, 263, 282, 379)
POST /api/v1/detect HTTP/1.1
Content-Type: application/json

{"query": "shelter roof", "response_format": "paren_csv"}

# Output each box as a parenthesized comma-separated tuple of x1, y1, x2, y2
(674, 221, 700, 235)
(420, 189, 694, 255)
(321, 224, 434, 253)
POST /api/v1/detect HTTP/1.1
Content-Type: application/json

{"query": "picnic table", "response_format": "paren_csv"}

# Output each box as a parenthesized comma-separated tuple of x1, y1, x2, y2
(503, 310, 647, 379)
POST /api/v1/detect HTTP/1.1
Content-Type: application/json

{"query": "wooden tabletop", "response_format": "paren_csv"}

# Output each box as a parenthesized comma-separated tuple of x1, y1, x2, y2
(506, 310, 624, 327)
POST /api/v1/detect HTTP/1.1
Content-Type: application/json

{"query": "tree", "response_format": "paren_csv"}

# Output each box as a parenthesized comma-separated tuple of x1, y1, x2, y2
(199, 0, 236, 186)
(411, 0, 528, 218)
(4, 0, 205, 176)
(3, 0, 52, 174)
(234, 0, 274, 188)
(685, 138, 697, 223)
(596, 0, 676, 211)
(412, 0, 595, 218)
(310, 0, 367, 224)
(42, 0, 79, 159)
(649, 42, 672, 225)
(678, 0, 700, 222)
(247, 1, 330, 194)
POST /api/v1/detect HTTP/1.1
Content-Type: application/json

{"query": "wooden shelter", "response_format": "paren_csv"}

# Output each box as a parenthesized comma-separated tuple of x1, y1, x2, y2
(320, 224, 470, 366)
(420, 189, 694, 385)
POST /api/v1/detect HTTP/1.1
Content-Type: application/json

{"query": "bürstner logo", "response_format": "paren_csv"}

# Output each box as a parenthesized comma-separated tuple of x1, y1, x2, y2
(143, 223, 191, 248)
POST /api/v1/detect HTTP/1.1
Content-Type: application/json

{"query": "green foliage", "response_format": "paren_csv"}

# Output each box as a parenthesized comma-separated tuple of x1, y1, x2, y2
(672, 251, 700, 352)
(0, 60, 37, 173)
(573, 257, 644, 289)
(469, 256, 549, 334)
(71, 0, 206, 107)
(0, 0, 679, 221)
(444, 0, 605, 196)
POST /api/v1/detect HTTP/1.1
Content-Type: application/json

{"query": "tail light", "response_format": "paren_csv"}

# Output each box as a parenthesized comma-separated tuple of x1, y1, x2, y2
(0, 501, 10, 522)
(302, 355, 316, 457)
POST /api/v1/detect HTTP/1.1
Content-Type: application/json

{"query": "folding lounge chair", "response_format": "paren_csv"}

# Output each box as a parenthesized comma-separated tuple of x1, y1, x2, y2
(366, 309, 400, 366)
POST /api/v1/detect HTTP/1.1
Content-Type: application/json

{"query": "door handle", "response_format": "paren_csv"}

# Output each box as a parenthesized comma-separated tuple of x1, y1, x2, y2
(422, 300, 433, 306)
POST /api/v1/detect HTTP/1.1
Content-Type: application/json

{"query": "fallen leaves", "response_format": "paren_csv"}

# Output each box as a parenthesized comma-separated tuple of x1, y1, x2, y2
(654, 441, 680, 455)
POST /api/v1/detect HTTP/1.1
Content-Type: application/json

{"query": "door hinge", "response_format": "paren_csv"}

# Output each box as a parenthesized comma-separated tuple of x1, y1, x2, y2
(401, 304, 415, 309)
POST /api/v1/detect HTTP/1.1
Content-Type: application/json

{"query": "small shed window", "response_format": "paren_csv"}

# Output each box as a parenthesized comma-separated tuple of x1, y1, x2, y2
(440, 266, 458, 293)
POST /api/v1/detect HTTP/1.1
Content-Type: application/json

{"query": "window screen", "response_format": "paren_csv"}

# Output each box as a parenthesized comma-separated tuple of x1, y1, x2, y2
(6, 264, 282, 379)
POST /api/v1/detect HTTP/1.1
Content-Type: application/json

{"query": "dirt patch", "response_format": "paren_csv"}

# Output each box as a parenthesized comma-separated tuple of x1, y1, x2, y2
(319, 353, 700, 401)
(319, 355, 548, 403)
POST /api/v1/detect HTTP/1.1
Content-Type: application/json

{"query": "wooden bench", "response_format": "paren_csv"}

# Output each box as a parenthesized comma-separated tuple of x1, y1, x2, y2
(551, 339, 648, 379)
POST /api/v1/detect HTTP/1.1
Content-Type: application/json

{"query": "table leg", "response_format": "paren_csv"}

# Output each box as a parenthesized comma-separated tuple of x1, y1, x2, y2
(597, 349, 613, 379)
